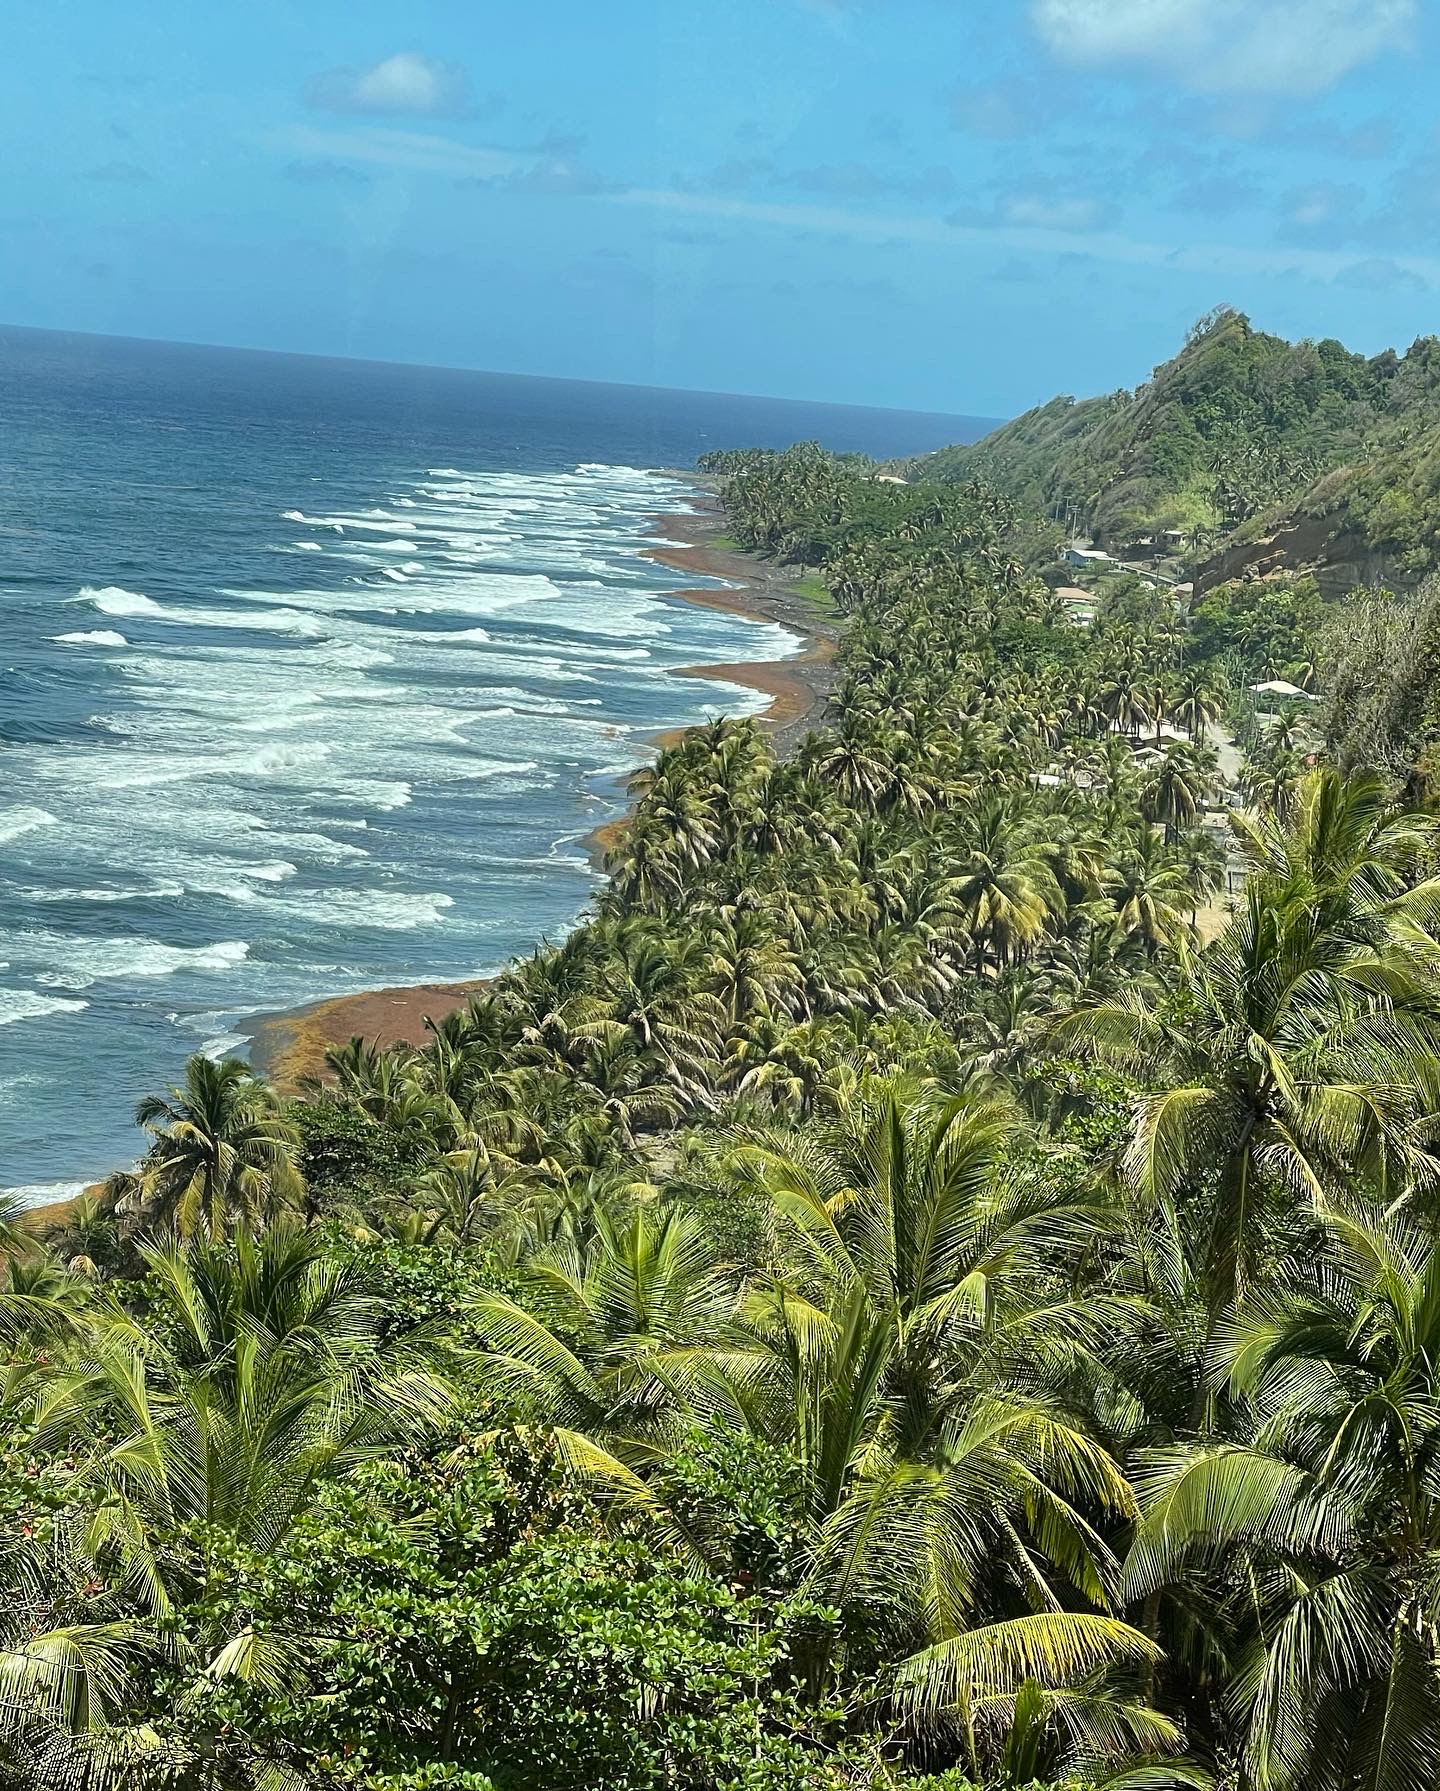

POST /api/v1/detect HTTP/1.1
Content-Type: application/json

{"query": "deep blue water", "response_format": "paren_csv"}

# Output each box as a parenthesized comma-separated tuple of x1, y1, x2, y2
(0, 326, 992, 1198)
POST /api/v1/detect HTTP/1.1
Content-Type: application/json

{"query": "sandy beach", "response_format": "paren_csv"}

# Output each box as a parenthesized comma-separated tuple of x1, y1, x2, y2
(644, 502, 838, 757)
(243, 499, 837, 1090)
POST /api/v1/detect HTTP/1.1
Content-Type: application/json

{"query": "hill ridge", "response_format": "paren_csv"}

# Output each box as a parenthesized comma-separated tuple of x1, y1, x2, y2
(905, 306, 1440, 592)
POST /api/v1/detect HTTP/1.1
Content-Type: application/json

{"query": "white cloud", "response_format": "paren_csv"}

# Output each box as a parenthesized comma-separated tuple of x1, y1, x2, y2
(1001, 192, 1104, 230)
(308, 51, 471, 118)
(606, 184, 1440, 289)
(1284, 181, 1361, 229)
(1031, 0, 1414, 95)
(278, 126, 524, 180)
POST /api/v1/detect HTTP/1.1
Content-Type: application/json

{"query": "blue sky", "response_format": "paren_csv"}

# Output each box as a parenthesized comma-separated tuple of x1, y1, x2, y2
(2, 0, 1436, 414)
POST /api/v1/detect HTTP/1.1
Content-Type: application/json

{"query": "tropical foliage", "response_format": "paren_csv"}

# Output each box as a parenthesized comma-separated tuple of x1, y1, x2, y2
(8, 445, 1440, 1790)
(907, 307, 1440, 573)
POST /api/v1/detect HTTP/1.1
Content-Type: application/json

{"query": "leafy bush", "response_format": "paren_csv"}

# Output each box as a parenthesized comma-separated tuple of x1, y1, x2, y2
(290, 1097, 423, 1213)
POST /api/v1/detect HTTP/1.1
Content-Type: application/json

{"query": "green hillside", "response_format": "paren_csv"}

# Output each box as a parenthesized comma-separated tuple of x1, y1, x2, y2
(908, 307, 1440, 575)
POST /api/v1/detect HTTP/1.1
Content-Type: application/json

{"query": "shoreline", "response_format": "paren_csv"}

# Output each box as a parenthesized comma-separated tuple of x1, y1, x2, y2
(243, 496, 836, 1093)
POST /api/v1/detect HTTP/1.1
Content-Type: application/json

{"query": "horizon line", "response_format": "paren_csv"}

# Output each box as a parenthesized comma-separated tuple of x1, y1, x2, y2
(0, 317, 1004, 430)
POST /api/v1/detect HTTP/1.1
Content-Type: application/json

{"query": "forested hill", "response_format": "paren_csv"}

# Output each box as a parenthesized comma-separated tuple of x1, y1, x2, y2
(906, 306, 1440, 589)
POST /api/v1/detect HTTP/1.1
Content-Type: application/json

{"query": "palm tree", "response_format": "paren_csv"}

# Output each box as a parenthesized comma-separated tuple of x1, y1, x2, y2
(0, 1527, 165, 1788)
(705, 910, 803, 1023)
(1174, 824, 1226, 922)
(726, 1015, 840, 1118)
(1109, 831, 1195, 954)
(624, 762, 720, 872)
(599, 924, 724, 1108)
(33, 1225, 455, 1587)
(1170, 665, 1222, 744)
(1141, 742, 1216, 843)
(1127, 1202, 1440, 1791)
(815, 716, 894, 810)
(468, 1202, 741, 1525)
(721, 1083, 1169, 1767)
(953, 799, 1063, 970)
(1100, 666, 1151, 739)
(132, 1055, 303, 1242)
(1057, 773, 1440, 1347)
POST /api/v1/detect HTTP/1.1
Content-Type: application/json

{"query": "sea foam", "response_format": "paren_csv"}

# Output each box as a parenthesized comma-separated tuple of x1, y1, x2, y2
(8, 445, 797, 1198)
(0, 807, 59, 844)
(0, 989, 90, 1028)
(26, 937, 251, 987)
(82, 585, 164, 616)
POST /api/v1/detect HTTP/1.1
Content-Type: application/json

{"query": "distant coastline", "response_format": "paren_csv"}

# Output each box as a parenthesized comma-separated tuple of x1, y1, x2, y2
(244, 496, 837, 1091)
(3, 325, 961, 1212)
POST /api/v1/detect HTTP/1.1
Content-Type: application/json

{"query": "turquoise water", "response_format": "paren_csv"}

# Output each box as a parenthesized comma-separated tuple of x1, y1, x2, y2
(0, 327, 991, 1198)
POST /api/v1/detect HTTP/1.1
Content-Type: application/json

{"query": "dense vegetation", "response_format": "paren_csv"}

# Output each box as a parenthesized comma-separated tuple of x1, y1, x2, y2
(906, 308, 1440, 578)
(8, 445, 1440, 1790)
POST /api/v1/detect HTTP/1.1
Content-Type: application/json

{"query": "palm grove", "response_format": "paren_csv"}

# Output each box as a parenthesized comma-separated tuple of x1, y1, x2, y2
(7, 443, 1440, 1791)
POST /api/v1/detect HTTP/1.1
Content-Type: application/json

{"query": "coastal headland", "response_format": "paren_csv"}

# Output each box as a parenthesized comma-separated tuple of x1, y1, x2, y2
(243, 495, 837, 1091)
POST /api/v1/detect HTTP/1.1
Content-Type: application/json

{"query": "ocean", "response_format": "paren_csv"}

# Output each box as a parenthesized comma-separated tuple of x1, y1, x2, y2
(0, 325, 993, 1201)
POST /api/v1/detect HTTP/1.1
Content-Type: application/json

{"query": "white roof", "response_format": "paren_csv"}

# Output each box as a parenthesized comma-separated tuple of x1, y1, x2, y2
(1250, 679, 1319, 699)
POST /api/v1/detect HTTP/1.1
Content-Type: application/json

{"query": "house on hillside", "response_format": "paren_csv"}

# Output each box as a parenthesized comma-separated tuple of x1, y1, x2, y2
(1064, 544, 1111, 570)
(1054, 585, 1095, 624)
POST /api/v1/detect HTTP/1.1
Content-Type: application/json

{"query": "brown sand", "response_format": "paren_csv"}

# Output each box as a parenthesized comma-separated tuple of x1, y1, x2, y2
(17, 1187, 102, 1237)
(580, 500, 838, 869)
(242, 500, 837, 1092)
(644, 505, 839, 754)
(247, 977, 496, 1090)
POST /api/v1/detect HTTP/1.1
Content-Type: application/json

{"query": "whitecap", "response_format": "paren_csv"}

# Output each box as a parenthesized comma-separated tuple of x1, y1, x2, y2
(232, 861, 297, 884)
(0, 806, 58, 844)
(83, 585, 164, 616)
(3, 1180, 93, 1209)
(17, 880, 185, 904)
(299, 889, 452, 929)
(453, 758, 538, 780)
(0, 989, 90, 1027)
(236, 742, 333, 778)
(328, 778, 412, 810)
(55, 629, 128, 647)
(19, 937, 250, 987)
